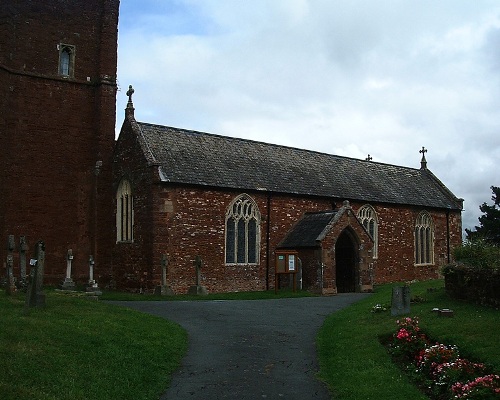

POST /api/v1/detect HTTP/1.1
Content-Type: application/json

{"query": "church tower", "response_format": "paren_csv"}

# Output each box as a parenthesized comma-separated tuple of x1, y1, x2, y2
(0, 0, 119, 283)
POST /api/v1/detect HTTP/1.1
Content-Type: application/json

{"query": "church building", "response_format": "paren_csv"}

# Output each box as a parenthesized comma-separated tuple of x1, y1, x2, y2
(1, 0, 463, 294)
(112, 91, 463, 294)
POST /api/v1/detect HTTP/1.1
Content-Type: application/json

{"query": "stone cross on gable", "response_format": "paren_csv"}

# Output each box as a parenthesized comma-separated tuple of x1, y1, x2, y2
(126, 85, 134, 104)
(419, 146, 428, 169)
(365, 154, 372, 161)
(125, 85, 135, 118)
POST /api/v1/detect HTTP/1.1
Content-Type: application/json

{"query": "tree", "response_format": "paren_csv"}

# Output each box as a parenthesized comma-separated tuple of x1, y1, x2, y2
(466, 186, 500, 244)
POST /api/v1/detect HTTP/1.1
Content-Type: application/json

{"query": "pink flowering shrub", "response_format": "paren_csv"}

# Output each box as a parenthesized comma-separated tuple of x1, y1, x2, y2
(387, 318, 500, 399)
(433, 359, 487, 390)
(452, 374, 500, 399)
(390, 317, 429, 362)
(417, 343, 460, 377)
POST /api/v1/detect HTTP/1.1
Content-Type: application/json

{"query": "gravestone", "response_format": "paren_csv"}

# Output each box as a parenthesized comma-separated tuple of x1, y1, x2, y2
(391, 285, 410, 316)
(154, 254, 174, 296)
(86, 255, 102, 295)
(19, 236, 28, 290)
(5, 235, 17, 294)
(61, 249, 76, 290)
(5, 235, 16, 294)
(25, 240, 46, 308)
(188, 255, 208, 295)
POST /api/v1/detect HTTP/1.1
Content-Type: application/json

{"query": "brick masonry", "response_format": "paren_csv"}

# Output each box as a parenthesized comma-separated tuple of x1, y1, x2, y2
(0, 0, 119, 284)
(2, 1, 463, 293)
(113, 116, 462, 293)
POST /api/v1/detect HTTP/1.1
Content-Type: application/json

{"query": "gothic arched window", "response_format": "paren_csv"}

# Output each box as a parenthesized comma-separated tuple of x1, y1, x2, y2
(415, 211, 434, 265)
(225, 194, 260, 264)
(357, 204, 378, 258)
(116, 179, 133, 242)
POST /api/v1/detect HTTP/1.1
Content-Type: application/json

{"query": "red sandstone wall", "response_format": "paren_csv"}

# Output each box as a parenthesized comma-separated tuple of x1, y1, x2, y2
(0, 0, 119, 284)
(111, 135, 462, 293)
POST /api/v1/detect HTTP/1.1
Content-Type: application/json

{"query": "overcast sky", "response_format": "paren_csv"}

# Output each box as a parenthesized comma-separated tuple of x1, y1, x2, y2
(116, 1, 500, 234)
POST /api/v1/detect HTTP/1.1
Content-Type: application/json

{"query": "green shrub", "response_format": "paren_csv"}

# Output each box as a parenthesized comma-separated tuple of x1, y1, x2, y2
(453, 238, 500, 270)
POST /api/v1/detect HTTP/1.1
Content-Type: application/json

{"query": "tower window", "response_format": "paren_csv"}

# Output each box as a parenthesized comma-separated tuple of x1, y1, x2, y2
(58, 44, 75, 77)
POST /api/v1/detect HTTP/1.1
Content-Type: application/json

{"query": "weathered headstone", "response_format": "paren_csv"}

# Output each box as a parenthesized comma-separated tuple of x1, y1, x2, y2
(61, 249, 76, 290)
(25, 240, 46, 308)
(86, 255, 102, 295)
(188, 255, 208, 295)
(19, 236, 28, 289)
(154, 254, 174, 296)
(5, 235, 17, 295)
(391, 285, 410, 316)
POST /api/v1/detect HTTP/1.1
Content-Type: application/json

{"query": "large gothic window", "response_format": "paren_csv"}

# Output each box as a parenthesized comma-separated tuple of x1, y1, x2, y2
(415, 211, 434, 265)
(357, 204, 378, 258)
(225, 194, 260, 264)
(116, 179, 133, 242)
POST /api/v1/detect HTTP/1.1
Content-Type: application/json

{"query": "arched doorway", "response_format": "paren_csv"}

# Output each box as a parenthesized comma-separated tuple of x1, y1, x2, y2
(335, 229, 359, 292)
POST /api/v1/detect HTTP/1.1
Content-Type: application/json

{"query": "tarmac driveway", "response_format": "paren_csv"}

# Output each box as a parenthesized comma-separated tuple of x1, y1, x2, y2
(114, 293, 370, 400)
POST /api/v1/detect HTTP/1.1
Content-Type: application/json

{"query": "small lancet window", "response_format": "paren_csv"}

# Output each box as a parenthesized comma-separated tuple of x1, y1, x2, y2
(58, 44, 75, 77)
(357, 204, 378, 258)
(415, 211, 434, 265)
(116, 179, 133, 242)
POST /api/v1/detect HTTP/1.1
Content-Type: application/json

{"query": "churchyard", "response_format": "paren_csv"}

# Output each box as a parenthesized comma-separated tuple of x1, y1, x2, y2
(1, 279, 499, 399)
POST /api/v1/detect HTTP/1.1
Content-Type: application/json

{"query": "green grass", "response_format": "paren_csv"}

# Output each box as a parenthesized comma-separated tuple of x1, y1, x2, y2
(317, 279, 500, 400)
(0, 290, 187, 400)
(4, 281, 499, 400)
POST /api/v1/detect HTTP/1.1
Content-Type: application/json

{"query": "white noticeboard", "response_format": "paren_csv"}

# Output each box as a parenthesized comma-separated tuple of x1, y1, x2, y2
(288, 254, 295, 272)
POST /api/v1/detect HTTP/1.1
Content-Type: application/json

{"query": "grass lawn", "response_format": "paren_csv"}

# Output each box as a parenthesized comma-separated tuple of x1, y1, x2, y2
(3, 281, 498, 400)
(0, 290, 187, 400)
(316, 279, 500, 400)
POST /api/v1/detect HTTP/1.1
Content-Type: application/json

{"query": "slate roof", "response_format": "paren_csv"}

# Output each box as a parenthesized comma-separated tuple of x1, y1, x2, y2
(278, 211, 338, 248)
(134, 121, 463, 210)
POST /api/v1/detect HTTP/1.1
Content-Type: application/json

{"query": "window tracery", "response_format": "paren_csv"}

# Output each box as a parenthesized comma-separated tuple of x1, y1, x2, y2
(225, 194, 260, 264)
(357, 204, 378, 258)
(415, 211, 434, 265)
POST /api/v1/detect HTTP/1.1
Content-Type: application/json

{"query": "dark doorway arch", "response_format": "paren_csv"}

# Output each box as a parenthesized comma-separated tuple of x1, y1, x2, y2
(335, 229, 359, 293)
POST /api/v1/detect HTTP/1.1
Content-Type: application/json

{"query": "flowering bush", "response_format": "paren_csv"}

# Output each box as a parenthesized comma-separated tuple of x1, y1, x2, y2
(390, 317, 429, 362)
(452, 374, 500, 399)
(387, 318, 500, 399)
(417, 343, 460, 378)
(433, 359, 487, 390)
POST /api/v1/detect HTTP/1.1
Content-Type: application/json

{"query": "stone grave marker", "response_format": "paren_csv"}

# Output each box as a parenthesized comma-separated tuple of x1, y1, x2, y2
(25, 240, 46, 308)
(86, 255, 102, 295)
(154, 254, 174, 296)
(391, 285, 410, 316)
(61, 249, 76, 290)
(19, 235, 28, 290)
(5, 235, 16, 294)
(188, 255, 208, 295)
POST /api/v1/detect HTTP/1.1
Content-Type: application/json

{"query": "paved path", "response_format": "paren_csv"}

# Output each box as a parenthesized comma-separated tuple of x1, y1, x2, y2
(113, 294, 370, 400)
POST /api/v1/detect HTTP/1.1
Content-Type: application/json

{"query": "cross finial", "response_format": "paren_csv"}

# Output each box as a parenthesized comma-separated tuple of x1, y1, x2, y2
(126, 85, 135, 104)
(125, 85, 135, 118)
(365, 154, 372, 161)
(419, 146, 427, 169)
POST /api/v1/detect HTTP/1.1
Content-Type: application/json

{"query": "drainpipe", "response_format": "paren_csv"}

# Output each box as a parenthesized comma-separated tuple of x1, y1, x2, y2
(265, 192, 271, 290)
(446, 206, 451, 264)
